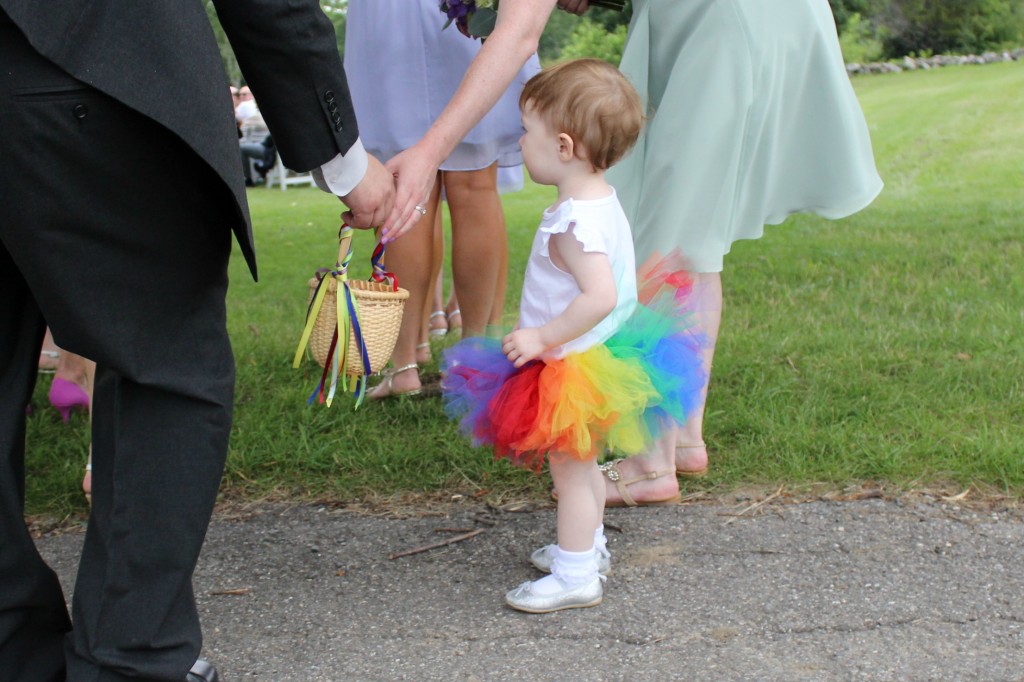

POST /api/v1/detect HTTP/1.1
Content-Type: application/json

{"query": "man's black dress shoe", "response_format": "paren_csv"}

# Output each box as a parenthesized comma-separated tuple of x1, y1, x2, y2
(187, 659, 219, 682)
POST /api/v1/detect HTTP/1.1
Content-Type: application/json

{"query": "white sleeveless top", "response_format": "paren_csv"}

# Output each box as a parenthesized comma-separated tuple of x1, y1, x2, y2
(519, 191, 638, 359)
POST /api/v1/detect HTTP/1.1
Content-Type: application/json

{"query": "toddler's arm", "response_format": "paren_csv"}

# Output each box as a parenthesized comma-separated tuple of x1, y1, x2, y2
(503, 230, 616, 367)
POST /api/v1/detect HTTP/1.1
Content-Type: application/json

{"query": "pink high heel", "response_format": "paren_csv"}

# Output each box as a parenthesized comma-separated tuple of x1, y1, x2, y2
(48, 378, 90, 423)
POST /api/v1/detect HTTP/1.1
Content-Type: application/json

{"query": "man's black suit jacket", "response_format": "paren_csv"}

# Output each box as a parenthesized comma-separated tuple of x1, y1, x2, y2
(0, 0, 359, 278)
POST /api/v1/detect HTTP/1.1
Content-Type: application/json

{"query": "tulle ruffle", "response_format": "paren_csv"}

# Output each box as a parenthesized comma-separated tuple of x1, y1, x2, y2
(441, 250, 706, 471)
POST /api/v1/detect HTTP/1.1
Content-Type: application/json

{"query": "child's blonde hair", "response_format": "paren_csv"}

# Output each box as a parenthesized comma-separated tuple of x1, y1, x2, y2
(519, 58, 644, 171)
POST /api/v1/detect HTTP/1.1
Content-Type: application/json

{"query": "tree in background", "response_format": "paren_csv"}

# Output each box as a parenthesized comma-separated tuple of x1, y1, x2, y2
(538, 10, 579, 63)
(872, 0, 1024, 57)
(831, 0, 1024, 59)
(539, 1, 632, 64)
(836, 9, 885, 62)
(322, 1, 347, 55)
(205, 1, 240, 85)
(559, 19, 628, 64)
(830, 0, 875, 33)
(206, 1, 347, 86)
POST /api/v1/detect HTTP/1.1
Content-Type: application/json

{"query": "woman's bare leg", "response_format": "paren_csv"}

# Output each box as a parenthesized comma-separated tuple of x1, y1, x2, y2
(603, 271, 723, 505)
(487, 214, 509, 338)
(444, 163, 505, 339)
(426, 243, 448, 338)
(368, 177, 443, 398)
(416, 208, 446, 363)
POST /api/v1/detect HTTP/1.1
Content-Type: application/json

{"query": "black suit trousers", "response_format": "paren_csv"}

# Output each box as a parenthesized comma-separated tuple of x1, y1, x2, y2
(1, 16, 235, 682)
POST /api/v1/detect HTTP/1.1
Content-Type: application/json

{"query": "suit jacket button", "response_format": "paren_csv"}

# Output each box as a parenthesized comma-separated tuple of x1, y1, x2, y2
(334, 122, 343, 131)
(73, 104, 88, 119)
(324, 90, 335, 103)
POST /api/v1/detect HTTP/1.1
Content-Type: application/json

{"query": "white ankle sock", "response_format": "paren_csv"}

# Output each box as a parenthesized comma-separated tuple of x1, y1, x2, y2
(528, 546, 599, 595)
(594, 525, 609, 557)
(528, 573, 567, 595)
(554, 546, 599, 580)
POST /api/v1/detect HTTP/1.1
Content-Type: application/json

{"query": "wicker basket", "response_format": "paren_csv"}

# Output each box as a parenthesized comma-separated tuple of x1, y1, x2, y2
(302, 228, 408, 377)
(307, 276, 408, 374)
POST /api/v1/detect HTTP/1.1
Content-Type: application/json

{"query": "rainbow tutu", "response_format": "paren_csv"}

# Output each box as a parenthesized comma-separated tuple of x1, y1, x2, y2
(441, 252, 706, 471)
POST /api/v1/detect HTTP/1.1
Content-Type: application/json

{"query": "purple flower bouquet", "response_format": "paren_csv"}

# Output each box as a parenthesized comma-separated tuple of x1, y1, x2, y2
(441, 0, 626, 40)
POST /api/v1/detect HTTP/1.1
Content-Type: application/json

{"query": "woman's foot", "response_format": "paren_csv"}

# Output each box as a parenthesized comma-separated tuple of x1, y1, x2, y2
(676, 443, 709, 477)
(83, 459, 92, 506)
(428, 310, 448, 338)
(415, 342, 432, 365)
(446, 308, 462, 336)
(39, 329, 60, 373)
(368, 364, 422, 400)
(38, 349, 60, 374)
(598, 444, 709, 505)
(600, 459, 681, 507)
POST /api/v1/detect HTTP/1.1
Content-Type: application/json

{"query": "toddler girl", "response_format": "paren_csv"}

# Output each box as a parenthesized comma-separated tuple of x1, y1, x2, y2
(442, 59, 705, 613)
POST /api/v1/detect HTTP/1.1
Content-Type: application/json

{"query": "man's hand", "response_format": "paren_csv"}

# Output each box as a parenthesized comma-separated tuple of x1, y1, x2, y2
(341, 154, 395, 229)
(557, 0, 590, 15)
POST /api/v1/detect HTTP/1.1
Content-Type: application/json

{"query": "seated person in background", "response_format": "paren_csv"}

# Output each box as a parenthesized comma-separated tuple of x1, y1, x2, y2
(236, 85, 271, 185)
(254, 134, 278, 178)
(230, 85, 242, 137)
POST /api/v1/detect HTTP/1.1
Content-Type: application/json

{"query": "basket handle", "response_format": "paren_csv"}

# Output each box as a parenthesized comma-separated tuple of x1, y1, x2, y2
(369, 238, 400, 291)
(336, 225, 354, 279)
(336, 223, 399, 291)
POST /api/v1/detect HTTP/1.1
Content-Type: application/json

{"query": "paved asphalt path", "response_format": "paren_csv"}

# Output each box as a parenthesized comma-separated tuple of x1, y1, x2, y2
(36, 496, 1024, 681)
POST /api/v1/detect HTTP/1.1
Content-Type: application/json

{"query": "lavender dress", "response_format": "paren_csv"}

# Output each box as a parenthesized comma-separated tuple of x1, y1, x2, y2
(344, 0, 538, 172)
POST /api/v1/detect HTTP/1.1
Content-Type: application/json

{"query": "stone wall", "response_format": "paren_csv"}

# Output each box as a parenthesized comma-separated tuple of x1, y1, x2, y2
(847, 48, 1024, 75)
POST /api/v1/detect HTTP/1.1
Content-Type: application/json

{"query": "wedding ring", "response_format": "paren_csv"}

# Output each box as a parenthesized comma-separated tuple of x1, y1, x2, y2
(414, 204, 427, 216)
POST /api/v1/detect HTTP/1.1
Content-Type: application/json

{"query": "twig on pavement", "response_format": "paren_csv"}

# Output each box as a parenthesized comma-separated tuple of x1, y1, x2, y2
(389, 528, 485, 560)
(722, 486, 785, 525)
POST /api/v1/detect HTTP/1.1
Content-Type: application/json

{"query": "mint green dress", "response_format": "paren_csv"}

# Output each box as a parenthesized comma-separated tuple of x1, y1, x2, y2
(608, 0, 884, 271)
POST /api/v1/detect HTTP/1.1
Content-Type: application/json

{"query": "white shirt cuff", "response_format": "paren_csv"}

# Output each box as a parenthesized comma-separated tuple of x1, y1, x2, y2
(311, 138, 369, 197)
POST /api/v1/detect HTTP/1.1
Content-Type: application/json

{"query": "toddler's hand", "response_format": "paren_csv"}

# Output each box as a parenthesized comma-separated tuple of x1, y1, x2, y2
(503, 328, 546, 368)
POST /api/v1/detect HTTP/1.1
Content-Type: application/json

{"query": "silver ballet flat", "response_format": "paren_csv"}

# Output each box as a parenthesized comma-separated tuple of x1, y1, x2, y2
(504, 576, 604, 614)
(530, 544, 611, 575)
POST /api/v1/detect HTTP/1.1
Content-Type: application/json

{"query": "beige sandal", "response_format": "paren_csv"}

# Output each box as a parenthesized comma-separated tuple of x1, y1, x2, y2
(676, 443, 709, 478)
(600, 459, 681, 508)
(368, 364, 422, 401)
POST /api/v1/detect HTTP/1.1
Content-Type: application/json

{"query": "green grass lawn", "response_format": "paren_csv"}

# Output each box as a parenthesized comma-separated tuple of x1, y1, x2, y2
(25, 62, 1024, 518)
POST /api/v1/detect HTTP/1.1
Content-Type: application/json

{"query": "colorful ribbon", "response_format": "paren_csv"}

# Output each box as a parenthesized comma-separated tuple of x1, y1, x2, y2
(293, 226, 390, 409)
